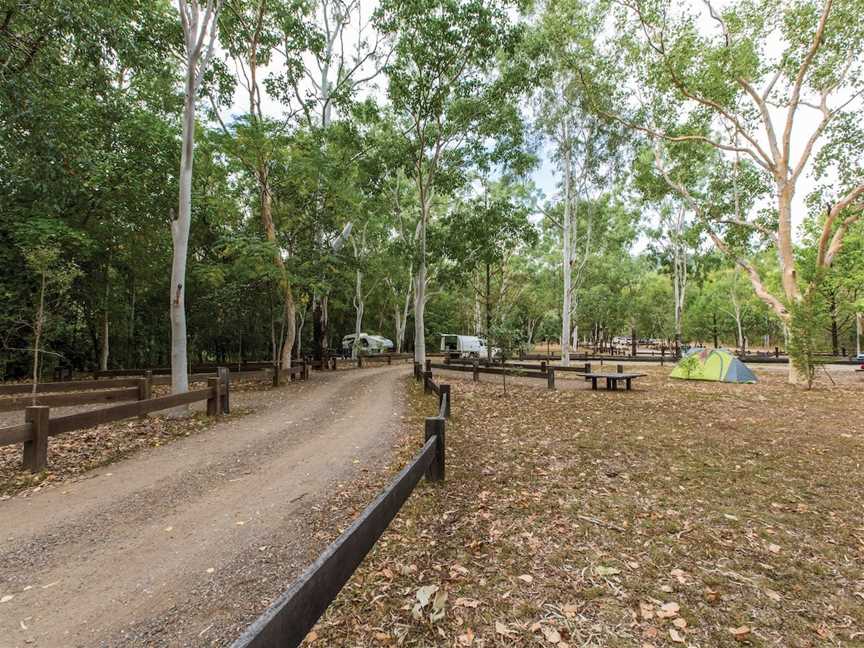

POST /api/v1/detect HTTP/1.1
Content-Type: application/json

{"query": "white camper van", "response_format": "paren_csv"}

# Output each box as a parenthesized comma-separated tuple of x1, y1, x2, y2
(440, 334, 493, 359)
(341, 333, 394, 355)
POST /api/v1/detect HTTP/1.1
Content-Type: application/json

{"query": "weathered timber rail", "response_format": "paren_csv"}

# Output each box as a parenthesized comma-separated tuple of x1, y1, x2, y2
(231, 365, 450, 648)
(443, 357, 592, 374)
(0, 369, 232, 472)
(424, 359, 566, 390)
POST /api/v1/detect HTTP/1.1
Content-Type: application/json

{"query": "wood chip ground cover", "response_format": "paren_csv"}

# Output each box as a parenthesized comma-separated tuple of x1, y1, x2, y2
(312, 367, 864, 647)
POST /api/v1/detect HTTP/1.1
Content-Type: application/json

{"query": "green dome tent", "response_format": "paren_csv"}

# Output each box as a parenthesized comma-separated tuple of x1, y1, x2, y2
(669, 348, 757, 383)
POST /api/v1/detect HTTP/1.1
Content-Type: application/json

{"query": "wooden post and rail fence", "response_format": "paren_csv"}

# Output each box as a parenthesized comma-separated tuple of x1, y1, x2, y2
(231, 361, 450, 648)
(425, 357, 594, 390)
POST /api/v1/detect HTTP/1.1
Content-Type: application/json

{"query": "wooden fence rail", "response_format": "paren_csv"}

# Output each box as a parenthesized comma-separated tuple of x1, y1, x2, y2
(0, 369, 232, 472)
(231, 363, 449, 648)
(0, 378, 142, 396)
(0, 387, 141, 413)
(443, 357, 592, 374)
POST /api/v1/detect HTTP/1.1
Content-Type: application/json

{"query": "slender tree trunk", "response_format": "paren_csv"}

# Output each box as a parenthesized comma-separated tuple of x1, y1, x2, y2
(413, 188, 431, 365)
(259, 186, 296, 368)
(170, 82, 196, 398)
(856, 312, 863, 357)
(560, 127, 572, 368)
(31, 270, 46, 400)
(100, 276, 110, 372)
(353, 269, 364, 360)
(485, 262, 492, 361)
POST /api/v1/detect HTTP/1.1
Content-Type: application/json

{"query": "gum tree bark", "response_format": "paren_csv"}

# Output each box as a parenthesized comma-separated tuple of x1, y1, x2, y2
(172, 0, 222, 397)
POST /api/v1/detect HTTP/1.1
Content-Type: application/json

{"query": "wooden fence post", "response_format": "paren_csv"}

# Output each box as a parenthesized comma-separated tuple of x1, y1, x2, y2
(424, 416, 445, 482)
(218, 367, 230, 414)
(387, 355, 392, 365)
(540, 360, 547, 374)
(358, 355, 364, 369)
(439, 384, 451, 418)
(585, 362, 592, 373)
(207, 378, 220, 416)
(473, 360, 479, 382)
(23, 406, 50, 473)
(414, 362, 421, 381)
(547, 367, 556, 391)
(272, 365, 281, 387)
(424, 370, 433, 393)
(138, 371, 152, 419)
(617, 364, 624, 373)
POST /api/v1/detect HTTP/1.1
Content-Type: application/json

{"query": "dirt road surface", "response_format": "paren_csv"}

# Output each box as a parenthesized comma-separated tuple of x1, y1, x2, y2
(0, 365, 411, 647)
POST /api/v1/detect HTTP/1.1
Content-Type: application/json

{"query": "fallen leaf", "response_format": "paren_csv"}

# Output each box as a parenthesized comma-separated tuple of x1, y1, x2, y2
(454, 597, 480, 609)
(542, 626, 562, 643)
(595, 565, 621, 577)
(518, 574, 534, 584)
(495, 621, 514, 637)
(673, 618, 687, 629)
(729, 626, 751, 641)
(639, 602, 655, 620)
(657, 602, 680, 619)
(0, 595, 13, 603)
(430, 589, 447, 622)
(767, 543, 781, 554)
(669, 628, 685, 643)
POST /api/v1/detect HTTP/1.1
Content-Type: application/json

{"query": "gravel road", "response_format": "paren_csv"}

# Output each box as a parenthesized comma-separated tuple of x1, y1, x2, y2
(0, 365, 411, 647)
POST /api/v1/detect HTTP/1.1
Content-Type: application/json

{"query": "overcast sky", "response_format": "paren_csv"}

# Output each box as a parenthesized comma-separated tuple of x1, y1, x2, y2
(218, 0, 856, 245)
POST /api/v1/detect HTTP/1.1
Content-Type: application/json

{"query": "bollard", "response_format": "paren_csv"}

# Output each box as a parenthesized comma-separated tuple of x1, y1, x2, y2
(218, 367, 230, 414)
(272, 365, 280, 387)
(547, 367, 556, 391)
(23, 406, 50, 473)
(424, 416, 445, 482)
(358, 355, 364, 369)
(585, 362, 592, 374)
(540, 360, 547, 374)
(617, 364, 624, 374)
(414, 362, 421, 381)
(424, 370, 433, 393)
(473, 360, 479, 382)
(425, 358, 431, 373)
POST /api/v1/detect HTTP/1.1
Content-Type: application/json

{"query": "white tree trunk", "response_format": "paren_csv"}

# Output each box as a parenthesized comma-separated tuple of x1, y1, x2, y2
(856, 312, 863, 357)
(171, 83, 195, 397)
(353, 269, 364, 360)
(560, 126, 573, 368)
(413, 189, 431, 365)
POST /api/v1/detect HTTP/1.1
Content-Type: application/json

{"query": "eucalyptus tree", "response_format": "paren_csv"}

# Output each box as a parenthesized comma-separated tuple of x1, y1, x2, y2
(440, 180, 538, 360)
(171, 0, 224, 398)
(215, 0, 318, 369)
(377, 0, 529, 363)
(531, 0, 627, 365)
(589, 0, 864, 381)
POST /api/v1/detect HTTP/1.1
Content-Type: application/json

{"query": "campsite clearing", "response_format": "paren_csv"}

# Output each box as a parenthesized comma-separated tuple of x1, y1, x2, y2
(310, 365, 864, 647)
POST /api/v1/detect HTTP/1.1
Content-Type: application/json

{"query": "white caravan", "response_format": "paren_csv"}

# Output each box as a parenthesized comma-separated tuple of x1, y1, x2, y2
(440, 334, 492, 359)
(342, 333, 394, 354)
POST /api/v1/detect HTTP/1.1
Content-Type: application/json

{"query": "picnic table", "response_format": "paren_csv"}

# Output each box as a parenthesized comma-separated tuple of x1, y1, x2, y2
(583, 371, 646, 391)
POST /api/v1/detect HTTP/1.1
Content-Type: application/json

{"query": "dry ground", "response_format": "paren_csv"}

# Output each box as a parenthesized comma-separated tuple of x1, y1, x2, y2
(311, 365, 864, 647)
(0, 367, 417, 647)
(0, 379, 276, 497)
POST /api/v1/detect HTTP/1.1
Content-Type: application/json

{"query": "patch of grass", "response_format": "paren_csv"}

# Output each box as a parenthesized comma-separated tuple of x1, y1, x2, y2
(312, 367, 864, 647)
